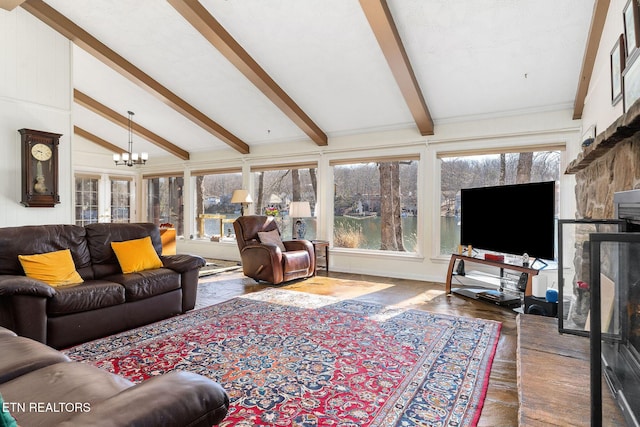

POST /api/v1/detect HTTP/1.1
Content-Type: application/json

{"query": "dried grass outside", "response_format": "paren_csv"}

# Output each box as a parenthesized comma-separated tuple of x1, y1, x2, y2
(333, 223, 363, 248)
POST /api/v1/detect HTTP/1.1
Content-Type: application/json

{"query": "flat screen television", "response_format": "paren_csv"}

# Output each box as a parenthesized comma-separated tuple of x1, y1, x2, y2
(460, 181, 556, 260)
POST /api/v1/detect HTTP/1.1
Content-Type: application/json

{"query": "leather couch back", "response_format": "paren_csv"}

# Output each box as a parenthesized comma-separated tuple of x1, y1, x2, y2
(0, 223, 162, 280)
(233, 215, 279, 252)
(0, 225, 93, 278)
(85, 223, 162, 278)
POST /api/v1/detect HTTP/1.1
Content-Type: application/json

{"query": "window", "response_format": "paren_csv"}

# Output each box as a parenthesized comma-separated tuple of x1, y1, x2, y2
(75, 176, 98, 226)
(439, 149, 561, 256)
(332, 158, 418, 252)
(110, 178, 131, 223)
(191, 170, 243, 240)
(251, 164, 317, 240)
(146, 175, 184, 236)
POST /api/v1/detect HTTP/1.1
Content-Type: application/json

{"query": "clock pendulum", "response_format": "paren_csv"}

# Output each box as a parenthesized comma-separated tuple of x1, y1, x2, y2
(31, 143, 52, 194)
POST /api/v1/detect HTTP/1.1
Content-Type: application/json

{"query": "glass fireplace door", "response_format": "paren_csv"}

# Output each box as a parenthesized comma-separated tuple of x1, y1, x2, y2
(557, 219, 625, 335)
(589, 232, 640, 427)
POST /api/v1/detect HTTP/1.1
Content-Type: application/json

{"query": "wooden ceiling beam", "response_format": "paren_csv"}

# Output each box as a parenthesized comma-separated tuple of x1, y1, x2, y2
(74, 126, 123, 154)
(573, 0, 611, 120)
(168, 0, 328, 147)
(359, 0, 433, 136)
(74, 89, 190, 160)
(0, 0, 25, 11)
(21, 0, 250, 154)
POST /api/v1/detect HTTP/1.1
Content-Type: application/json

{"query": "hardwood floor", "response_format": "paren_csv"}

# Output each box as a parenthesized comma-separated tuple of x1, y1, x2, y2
(195, 269, 519, 426)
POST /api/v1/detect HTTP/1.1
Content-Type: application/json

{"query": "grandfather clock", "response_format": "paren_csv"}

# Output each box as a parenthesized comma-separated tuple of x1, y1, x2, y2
(19, 128, 61, 207)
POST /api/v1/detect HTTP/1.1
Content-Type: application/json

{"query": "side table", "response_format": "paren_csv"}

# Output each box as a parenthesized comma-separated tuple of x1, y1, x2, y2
(159, 227, 176, 256)
(311, 240, 329, 275)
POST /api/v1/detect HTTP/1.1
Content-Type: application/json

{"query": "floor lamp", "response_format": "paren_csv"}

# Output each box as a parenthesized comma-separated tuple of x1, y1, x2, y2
(231, 189, 253, 216)
(289, 201, 311, 239)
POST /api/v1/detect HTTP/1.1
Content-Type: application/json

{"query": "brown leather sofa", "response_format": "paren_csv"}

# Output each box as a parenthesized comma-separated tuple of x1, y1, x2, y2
(0, 223, 205, 349)
(0, 326, 229, 426)
(233, 215, 314, 284)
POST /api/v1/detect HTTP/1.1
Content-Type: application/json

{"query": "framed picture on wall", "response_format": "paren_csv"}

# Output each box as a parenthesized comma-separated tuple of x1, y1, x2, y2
(624, 0, 640, 56)
(623, 50, 640, 111)
(611, 35, 625, 105)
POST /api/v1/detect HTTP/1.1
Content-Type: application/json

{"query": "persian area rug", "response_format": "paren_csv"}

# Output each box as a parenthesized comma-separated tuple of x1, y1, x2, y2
(64, 289, 501, 427)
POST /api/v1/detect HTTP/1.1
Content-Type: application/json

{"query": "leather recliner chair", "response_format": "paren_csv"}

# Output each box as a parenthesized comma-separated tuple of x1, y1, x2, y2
(233, 215, 315, 284)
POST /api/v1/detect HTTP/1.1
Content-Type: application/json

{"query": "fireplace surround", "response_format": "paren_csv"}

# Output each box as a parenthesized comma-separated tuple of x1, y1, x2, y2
(565, 84, 640, 427)
(588, 190, 640, 427)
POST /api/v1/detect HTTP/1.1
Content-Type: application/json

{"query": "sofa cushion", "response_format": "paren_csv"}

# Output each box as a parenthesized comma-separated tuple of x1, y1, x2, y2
(108, 268, 180, 302)
(47, 281, 126, 316)
(0, 334, 69, 384)
(85, 223, 162, 278)
(0, 225, 92, 277)
(0, 362, 132, 427)
(18, 249, 84, 287)
(111, 236, 163, 273)
(282, 250, 310, 273)
(258, 229, 286, 252)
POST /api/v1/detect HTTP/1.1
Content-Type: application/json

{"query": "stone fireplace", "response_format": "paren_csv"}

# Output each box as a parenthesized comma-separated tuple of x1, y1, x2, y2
(566, 104, 640, 425)
(564, 102, 640, 329)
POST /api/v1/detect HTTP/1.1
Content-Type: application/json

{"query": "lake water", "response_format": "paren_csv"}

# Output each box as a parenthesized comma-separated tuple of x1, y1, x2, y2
(333, 216, 418, 251)
(333, 216, 459, 253)
(440, 216, 460, 254)
(205, 215, 459, 255)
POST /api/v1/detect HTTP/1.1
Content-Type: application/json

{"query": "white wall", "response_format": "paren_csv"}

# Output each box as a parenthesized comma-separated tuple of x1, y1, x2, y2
(581, 0, 630, 140)
(0, 8, 73, 225)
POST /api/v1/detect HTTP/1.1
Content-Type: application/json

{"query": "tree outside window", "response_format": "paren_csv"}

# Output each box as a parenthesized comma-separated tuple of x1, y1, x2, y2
(110, 179, 131, 223)
(251, 166, 317, 240)
(147, 176, 183, 236)
(332, 159, 418, 252)
(439, 150, 560, 255)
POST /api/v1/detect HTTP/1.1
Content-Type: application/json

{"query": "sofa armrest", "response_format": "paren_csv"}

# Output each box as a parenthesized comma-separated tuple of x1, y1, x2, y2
(161, 254, 206, 274)
(0, 275, 55, 298)
(241, 243, 281, 262)
(240, 244, 284, 283)
(59, 371, 229, 427)
(161, 254, 205, 313)
(283, 239, 314, 254)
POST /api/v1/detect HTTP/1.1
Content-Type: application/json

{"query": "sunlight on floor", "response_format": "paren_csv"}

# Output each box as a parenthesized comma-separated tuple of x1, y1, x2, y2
(282, 276, 395, 301)
(392, 289, 446, 308)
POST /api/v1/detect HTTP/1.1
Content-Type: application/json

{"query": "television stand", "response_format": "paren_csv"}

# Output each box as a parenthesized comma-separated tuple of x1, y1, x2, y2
(445, 253, 540, 297)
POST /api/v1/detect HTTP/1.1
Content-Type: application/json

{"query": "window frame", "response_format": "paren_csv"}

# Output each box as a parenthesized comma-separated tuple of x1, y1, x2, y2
(190, 168, 243, 241)
(143, 173, 184, 237)
(74, 174, 100, 226)
(329, 153, 421, 255)
(435, 144, 564, 258)
(250, 162, 318, 241)
(110, 176, 133, 223)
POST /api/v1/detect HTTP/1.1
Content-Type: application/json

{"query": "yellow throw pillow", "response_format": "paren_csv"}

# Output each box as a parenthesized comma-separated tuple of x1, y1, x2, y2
(111, 236, 163, 274)
(18, 249, 84, 287)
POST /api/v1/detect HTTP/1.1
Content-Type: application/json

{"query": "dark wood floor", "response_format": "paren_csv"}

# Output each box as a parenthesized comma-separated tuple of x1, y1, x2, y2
(195, 268, 519, 426)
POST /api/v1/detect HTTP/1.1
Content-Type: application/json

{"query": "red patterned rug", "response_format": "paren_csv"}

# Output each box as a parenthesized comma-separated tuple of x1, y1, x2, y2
(63, 289, 501, 426)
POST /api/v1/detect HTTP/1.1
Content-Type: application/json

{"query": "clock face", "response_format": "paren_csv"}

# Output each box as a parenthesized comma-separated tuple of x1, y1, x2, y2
(31, 143, 52, 161)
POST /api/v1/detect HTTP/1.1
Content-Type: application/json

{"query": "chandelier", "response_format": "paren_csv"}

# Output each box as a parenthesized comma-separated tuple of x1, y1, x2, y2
(113, 111, 148, 167)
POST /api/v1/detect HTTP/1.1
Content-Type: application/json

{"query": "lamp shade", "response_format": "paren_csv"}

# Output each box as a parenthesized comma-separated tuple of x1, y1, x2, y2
(289, 201, 311, 218)
(231, 189, 253, 204)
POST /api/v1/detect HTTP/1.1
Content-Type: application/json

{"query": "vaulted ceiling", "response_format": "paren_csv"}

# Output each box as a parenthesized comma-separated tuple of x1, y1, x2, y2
(6, 0, 599, 161)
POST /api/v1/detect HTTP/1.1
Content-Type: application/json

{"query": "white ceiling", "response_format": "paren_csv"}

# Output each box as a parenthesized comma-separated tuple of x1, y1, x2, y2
(40, 0, 595, 159)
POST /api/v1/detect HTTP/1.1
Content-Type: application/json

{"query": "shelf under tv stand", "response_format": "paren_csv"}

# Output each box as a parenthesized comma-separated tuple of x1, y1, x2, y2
(445, 254, 540, 297)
